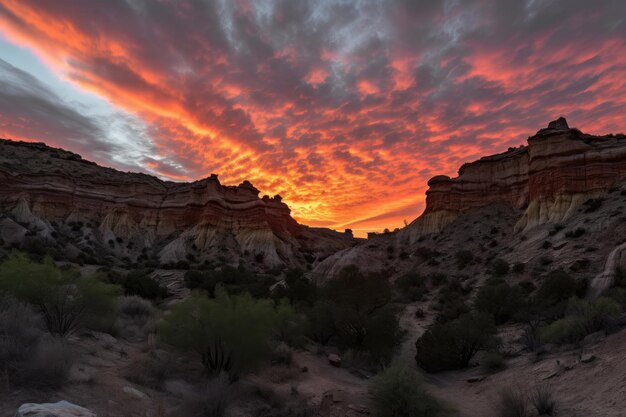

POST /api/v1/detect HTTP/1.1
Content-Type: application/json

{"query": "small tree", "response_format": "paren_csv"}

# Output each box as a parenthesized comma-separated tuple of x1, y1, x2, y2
(416, 311, 497, 372)
(475, 283, 526, 324)
(369, 362, 453, 417)
(0, 254, 120, 337)
(160, 290, 286, 377)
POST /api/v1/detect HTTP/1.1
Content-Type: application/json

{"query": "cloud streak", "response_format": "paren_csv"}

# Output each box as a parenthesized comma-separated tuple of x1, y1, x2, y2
(0, 0, 624, 235)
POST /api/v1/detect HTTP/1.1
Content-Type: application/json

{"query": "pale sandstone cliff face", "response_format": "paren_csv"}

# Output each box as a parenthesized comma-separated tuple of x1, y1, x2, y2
(401, 118, 626, 244)
(0, 140, 355, 268)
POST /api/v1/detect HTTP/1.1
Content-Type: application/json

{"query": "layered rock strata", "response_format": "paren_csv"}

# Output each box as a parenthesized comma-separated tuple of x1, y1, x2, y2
(0, 139, 355, 267)
(402, 118, 626, 243)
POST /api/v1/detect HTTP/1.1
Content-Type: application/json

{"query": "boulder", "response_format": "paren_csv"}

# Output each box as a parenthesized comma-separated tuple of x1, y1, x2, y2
(581, 354, 596, 363)
(122, 385, 150, 400)
(15, 401, 95, 417)
(327, 353, 341, 367)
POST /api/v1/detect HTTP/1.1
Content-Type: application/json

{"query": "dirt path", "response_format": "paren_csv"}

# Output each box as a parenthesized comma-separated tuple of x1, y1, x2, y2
(292, 351, 368, 405)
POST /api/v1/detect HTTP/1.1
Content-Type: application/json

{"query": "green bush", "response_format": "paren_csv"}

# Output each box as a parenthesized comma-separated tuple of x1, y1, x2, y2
(325, 267, 400, 364)
(541, 297, 621, 344)
(416, 312, 497, 372)
(324, 266, 392, 312)
(184, 270, 217, 295)
(369, 362, 453, 417)
(305, 300, 336, 345)
(160, 290, 288, 377)
(534, 270, 583, 316)
(0, 254, 120, 336)
(273, 268, 317, 306)
(102, 268, 167, 300)
(482, 352, 506, 373)
(338, 305, 402, 364)
(434, 280, 469, 323)
(395, 272, 427, 301)
(475, 283, 526, 324)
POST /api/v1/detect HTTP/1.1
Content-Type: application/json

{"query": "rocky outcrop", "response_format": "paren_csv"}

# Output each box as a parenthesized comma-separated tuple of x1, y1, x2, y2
(15, 401, 96, 417)
(401, 118, 626, 243)
(590, 242, 626, 297)
(0, 139, 355, 268)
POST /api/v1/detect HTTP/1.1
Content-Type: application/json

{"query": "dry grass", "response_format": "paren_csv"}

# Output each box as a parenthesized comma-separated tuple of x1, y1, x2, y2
(17, 337, 74, 389)
(494, 387, 530, 417)
(178, 375, 235, 417)
(531, 385, 557, 416)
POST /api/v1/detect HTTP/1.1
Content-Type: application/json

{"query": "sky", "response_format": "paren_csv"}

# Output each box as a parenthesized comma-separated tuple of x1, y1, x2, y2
(0, 1, 624, 236)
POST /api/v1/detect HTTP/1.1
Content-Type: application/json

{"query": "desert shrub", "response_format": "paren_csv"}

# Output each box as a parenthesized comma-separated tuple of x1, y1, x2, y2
(0, 254, 120, 336)
(494, 387, 529, 417)
(475, 283, 526, 324)
(321, 267, 401, 364)
(332, 303, 402, 364)
(565, 227, 586, 238)
(160, 290, 287, 377)
(274, 268, 317, 307)
(273, 300, 304, 346)
(270, 342, 293, 366)
(305, 300, 336, 345)
(122, 269, 168, 300)
(541, 297, 621, 344)
(583, 198, 603, 213)
(179, 374, 235, 417)
(548, 224, 564, 236)
(482, 352, 506, 373)
(185, 270, 217, 295)
(0, 297, 42, 372)
(16, 337, 74, 389)
(324, 266, 391, 312)
(118, 295, 156, 319)
(492, 259, 509, 276)
(116, 295, 157, 339)
(455, 250, 474, 269)
(415, 312, 497, 372)
(531, 385, 556, 416)
(219, 265, 274, 298)
(369, 362, 452, 417)
(535, 269, 578, 307)
(395, 272, 427, 301)
(434, 280, 469, 322)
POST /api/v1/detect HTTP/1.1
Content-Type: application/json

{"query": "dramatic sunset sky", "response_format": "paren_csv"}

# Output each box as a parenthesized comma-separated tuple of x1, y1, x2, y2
(0, 1, 624, 236)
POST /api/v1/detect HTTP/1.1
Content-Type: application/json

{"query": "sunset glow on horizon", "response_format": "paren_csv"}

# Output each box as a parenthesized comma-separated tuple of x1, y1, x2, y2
(0, 1, 625, 236)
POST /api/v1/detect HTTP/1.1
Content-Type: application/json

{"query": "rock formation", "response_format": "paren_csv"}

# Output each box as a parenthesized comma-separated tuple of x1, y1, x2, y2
(0, 139, 355, 268)
(314, 118, 626, 283)
(15, 401, 96, 417)
(401, 118, 626, 244)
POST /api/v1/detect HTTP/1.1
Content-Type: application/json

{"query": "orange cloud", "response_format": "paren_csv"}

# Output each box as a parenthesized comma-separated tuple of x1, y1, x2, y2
(0, 1, 625, 237)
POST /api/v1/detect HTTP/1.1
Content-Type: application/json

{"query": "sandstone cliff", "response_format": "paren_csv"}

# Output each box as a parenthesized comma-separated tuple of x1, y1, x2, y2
(0, 139, 355, 268)
(314, 118, 626, 283)
(401, 118, 626, 244)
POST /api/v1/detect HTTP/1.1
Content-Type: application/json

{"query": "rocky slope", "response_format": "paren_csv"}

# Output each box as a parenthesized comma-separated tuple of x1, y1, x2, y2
(0, 139, 356, 269)
(314, 119, 626, 286)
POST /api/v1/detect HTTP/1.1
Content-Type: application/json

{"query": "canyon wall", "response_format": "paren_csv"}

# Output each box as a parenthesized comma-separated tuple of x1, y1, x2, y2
(0, 140, 355, 268)
(401, 118, 626, 243)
